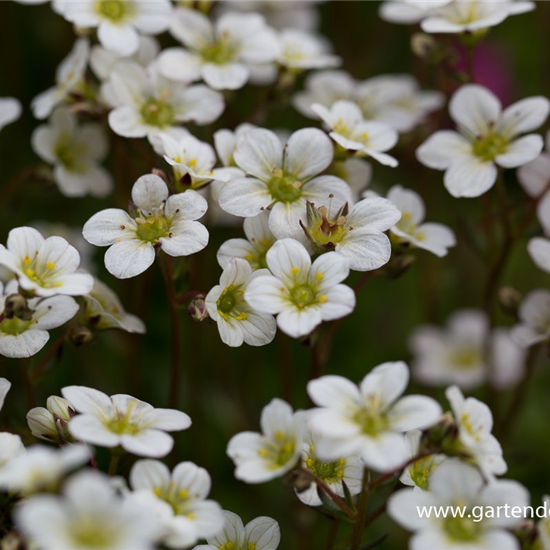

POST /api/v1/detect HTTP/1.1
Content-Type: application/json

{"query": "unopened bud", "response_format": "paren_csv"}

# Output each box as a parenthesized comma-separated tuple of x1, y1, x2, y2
(47, 396, 76, 421)
(69, 326, 94, 347)
(27, 396, 75, 444)
(411, 33, 438, 59)
(424, 412, 458, 450)
(499, 286, 522, 317)
(514, 520, 537, 547)
(286, 470, 313, 493)
(188, 294, 208, 322)
(4, 294, 33, 321)
(152, 168, 168, 183)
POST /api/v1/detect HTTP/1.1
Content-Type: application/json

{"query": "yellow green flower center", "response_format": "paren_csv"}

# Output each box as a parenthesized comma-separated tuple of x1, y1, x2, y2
(306, 455, 346, 483)
(95, 0, 133, 23)
(70, 521, 117, 549)
(408, 457, 439, 490)
(258, 431, 297, 470)
(104, 400, 142, 436)
(135, 215, 171, 242)
(449, 348, 481, 370)
(0, 316, 33, 336)
(268, 174, 303, 203)
(444, 509, 482, 542)
(471, 133, 508, 162)
(354, 408, 389, 436)
(201, 36, 239, 65)
(216, 285, 248, 321)
(140, 98, 175, 128)
(290, 285, 316, 308)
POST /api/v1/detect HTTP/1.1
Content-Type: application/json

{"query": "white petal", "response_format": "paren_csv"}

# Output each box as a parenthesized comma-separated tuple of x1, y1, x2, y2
(0, 331, 49, 358)
(500, 96, 550, 139)
(121, 429, 174, 457)
(131, 174, 169, 215)
(158, 48, 202, 83)
(62, 385, 113, 417)
(285, 128, 333, 181)
(234, 128, 283, 181)
(218, 177, 271, 217)
(165, 189, 208, 221)
(98, 22, 139, 57)
(33, 295, 79, 329)
(265, 238, 311, 287)
(496, 134, 544, 168)
(416, 130, 471, 170)
(277, 306, 322, 338)
(245, 275, 288, 314)
(449, 84, 502, 135)
(307, 375, 361, 411)
(444, 157, 497, 198)
(347, 197, 401, 232)
(518, 153, 550, 198)
(83, 209, 137, 246)
(104, 240, 156, 279)
(141, 408, 192, 431)
(528, 237, 550, 273)
(68, 415, 120, 447)
(159, 220, 209, 257)
(310, 251, 350, 288)
(336, 231, 391, 271)
(130, 459, 170, 491)
(317, 284, 356, 321)
(360, 361, 409, 411)
(387, 395, 442, 432)
(202, 63, 249, 91)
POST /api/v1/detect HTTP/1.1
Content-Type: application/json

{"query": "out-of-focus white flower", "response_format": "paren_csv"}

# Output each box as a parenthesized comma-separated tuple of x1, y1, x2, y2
(421, 0, 535, 34)
(399, 430, 446, 490)
(106, 61, 224, 139)
(387, 184, 456, 257)
(0, 445, 88, 494)
(214, 124, 256, 172)
(55, 0, 172, 57)
(90, 35, 160, 81)
(130, 459, 224, 548)
(221, 0, 320, 31)
(446, 386, 507, 477)
(206, 259, 277, 348)
(27, 395, 76, 443)
(298, 425, 363, 507)
(31, 108, 112, 198)
(528, 236, 550, 274)
(227, 398, 304, 483)
(158, 8, 280, 91)
(417, 84, 550, 198)
(379, 0, 452, 25)
(62, 385, 191, 457)
(537, 496, 550, 550)
(313, 100, 399, 167)
(0, 379, 25, 468)
(411, 310, 526, 390)
(245, 239, 355, 338)
(219, 127, 352, 244)
(388, 459, 529, 550)
(512, 289, 550, 347)
(83, 174, 209, 279)
(217, 212, 276, 270)
(331, 158, 372, 201)
(0, 280, 79, 358)
(302, 196, 401, 271)
(31, 39, 90, 120)
(15, 469, 161, 550)
(193, 510, 280, 550)
(277, 29, 340, 71)
(296, 72, 443, 133)
(308, 362, 442, 472)
(0, 97, 22, 131)
(82, 277, 146, 334)
(0, 226, 93, 296)
(518, 130, 550, 200)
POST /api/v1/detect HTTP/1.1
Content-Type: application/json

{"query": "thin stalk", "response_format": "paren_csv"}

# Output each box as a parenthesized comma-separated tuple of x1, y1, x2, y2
(31, 333, 66, 383)
(108, 453, 120, 477)
(160, 254, 182, 409)
(325, 519, 340, 550)
(350, 468, 369, 550)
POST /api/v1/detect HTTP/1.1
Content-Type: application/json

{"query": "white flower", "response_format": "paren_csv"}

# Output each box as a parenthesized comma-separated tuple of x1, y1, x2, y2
(55, 0, 172, 57)
(446, 386, 507, 477)
(90, 35, 160, 80)
(31, 39, 90, 120)
(277, 29, 340, 70)
(387, 184, 456, 257)
(421, 0, 535, 34)
(0, 226, 94, 296)
(411, 310, 526, 390)
(83, 174, 209, 279)
(511, 289, 550, 347)
(217, 212, 276, 270)
(157, 132, 226, 189)
(206, 259, 277, 348)
(538, 496, 550, 550)
(0, 97, 22, 132)
(193, 510, 280, 550)
(379, 0, 452, 25)
(27, 395, 76, 443)
(62, 385, 191, 457)
(313, 100, 399, 167)
(518, 130, 550, 200)
(417, 84, 550, 198)
(221, 0, 320, 32)
(82, 277, 146, 334)
(0, 445, 88, 494)
(107, 61, 224, 138)
(130, 459, 224, 548)
(331, 158, 373, 201)
(214, 123, 256, 171)
(388, 459, 529, 550)
(298, 425, 363, 507)
(528, 235, 550, 274)
(159, 9, 280, 91)
(307, 362, 443, 472)
(245, 239, 355, 338)
(0, 379, 25, 468)
(302, 196, 402, 271)
(399, 430, 446, 490)
(218, 127, 352, 243)
(31, 108, 112, 198)
(15, 469, 160, 550)
(227, 398, 304, 483)
(0, 281, 79, 358)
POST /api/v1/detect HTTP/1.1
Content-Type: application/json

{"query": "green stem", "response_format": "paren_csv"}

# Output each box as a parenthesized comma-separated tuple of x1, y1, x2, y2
(160, 254, 182, 409)
(325, 519, 340, 550)
(108, 453, 120, 477)
(350, 468, 369, 550)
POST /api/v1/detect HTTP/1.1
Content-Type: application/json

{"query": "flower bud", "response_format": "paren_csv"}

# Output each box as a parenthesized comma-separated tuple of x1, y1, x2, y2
(411, 33, 438, 59)
(514, 520, 537, 548)
(69, 326, 94, 347)
(27, 407, 58, 442)
(424, 412, 458, 451)
(499, 286, 522, 317)
(27, 396, 75, 444)
(301, 201, 349, 252)
(188, 294, 208, 322)
(4, 294, 33, 321)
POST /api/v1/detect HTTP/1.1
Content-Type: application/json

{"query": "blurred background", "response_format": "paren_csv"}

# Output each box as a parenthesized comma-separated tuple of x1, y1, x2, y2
(1, 2, 550, 548)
